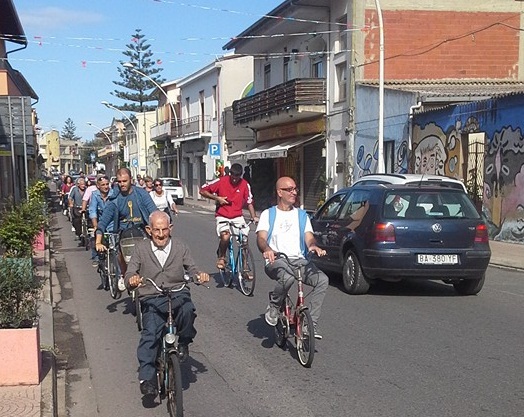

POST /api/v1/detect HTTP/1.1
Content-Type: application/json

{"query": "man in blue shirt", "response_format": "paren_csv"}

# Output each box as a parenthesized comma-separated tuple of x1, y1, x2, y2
(95, 168, 158, 291)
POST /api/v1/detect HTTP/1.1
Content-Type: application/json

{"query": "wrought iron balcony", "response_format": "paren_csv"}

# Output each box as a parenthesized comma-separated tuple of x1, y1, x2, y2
(232, 78, 326, 128)
(172, 115, 212, 141)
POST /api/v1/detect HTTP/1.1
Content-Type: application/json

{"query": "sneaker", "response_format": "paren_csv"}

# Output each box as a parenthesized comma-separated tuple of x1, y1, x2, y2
(63, 209, 67, 216)
(265, 304, 279, 326)
(313, 325, 323, 340)
(117, 277, 126, 292)
(178, 344, 189, 363)
(139, 379, 158, 396)
(91, 260, 98, 268)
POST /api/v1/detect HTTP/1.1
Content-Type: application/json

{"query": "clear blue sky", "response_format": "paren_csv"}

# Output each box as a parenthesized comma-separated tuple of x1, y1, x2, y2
(10, 0, 282, 140)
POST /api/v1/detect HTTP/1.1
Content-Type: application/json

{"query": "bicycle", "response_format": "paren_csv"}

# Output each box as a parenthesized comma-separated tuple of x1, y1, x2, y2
(272, 252, 315, 368)
(137, 277, 205, 417)
(97, 232, 120, 298)
(80, 211, 92, 251)
(217, 219, 256, 296)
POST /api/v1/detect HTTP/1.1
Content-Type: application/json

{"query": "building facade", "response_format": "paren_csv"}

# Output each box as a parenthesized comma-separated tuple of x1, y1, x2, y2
(0, 0, 38, 202)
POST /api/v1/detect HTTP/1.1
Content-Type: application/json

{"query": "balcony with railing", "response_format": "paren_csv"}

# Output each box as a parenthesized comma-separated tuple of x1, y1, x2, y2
(232, 78, 326, 129)
(171, 115, 212, 142)
(151, 115, 211, 142)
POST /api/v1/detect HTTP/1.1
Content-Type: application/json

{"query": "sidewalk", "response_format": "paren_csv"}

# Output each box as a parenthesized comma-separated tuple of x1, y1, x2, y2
(0, 197, 521, 417)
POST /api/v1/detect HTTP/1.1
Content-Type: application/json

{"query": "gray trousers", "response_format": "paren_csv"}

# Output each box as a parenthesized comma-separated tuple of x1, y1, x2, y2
(265, 258, 329, 326)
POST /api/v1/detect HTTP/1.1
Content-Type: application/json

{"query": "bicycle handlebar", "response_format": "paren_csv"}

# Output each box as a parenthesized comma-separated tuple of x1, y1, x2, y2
(274, 251, 315, 267)
(218, 219, 256, 228)
(143, 276, 209, 292)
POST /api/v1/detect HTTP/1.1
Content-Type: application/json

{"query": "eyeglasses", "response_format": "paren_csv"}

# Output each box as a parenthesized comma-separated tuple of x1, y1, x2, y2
(280, 187, 299, 193)
(154, 183, 162, 187)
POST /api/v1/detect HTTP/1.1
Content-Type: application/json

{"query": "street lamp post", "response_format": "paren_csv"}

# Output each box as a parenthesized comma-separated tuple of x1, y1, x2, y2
(87, 122, 114, 175)
(101, 101, 141, 176)
(375, 0, 385, 174)
(86, 122, 112, 144)
(122, 62, 180, 177)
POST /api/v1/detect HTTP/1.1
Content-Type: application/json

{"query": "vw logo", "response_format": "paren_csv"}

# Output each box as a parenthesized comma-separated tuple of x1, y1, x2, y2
(432, 223, 442, 233)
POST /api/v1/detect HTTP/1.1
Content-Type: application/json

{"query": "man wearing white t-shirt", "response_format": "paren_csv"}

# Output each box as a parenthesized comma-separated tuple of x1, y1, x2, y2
(256, 176, 329, 340)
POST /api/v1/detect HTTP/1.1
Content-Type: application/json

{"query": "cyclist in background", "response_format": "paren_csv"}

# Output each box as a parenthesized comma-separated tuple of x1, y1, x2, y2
(199, 163, 258, 270)
(125, 211, 209, 397)
(256, 176, 328, 340)
(82, 175, 114, 268)
(69, 177, 87, 241)
(95, 168, 158, 291)
(60, 175, 74, 216)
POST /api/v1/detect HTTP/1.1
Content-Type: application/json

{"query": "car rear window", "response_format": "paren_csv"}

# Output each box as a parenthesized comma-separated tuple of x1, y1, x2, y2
(162, 179, 181, 187)
(383, 190, 480, 219)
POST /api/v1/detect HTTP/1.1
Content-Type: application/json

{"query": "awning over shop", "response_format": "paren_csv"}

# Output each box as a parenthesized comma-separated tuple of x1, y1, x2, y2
(229, 134, 323, 161)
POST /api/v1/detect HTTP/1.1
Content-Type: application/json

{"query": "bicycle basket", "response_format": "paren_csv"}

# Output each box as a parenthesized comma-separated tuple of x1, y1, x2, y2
(120, 237, 144, 263)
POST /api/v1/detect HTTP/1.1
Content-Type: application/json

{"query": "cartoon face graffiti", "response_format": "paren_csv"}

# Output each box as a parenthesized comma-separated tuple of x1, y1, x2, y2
(414, 135, 446, 175)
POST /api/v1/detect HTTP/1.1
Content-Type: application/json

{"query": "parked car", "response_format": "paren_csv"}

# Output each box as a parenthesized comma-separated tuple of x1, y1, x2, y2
(159, 177, 184, 205)
(310, 183, 491, 295)
(353, 173, 468, 193)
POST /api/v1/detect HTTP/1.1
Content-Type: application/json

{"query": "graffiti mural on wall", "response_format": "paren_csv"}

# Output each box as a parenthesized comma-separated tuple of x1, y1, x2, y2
(412, 121, 466, 178)
(355, 139, 409, 178)
(484, 127, 524, 241)
(413, 112, 524, 242)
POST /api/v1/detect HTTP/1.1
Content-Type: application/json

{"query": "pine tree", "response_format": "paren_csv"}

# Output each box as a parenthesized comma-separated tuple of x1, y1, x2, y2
(110, 29, 165, 112)
(61, 118, 80, 140)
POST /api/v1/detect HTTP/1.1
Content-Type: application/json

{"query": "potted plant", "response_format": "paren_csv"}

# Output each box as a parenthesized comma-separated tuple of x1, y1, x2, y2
(0, 180, 49, 385)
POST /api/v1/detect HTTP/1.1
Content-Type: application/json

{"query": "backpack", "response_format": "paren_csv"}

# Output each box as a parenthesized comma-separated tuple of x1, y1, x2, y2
(266, 206, 308, 256)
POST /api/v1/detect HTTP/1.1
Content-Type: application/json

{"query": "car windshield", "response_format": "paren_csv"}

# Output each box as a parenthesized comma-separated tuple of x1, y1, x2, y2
(383, 190, 480, 219)
(162, 179, 181, 187)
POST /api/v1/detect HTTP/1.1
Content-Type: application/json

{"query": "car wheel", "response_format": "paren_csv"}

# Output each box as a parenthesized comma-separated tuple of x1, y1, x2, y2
(177, 198, 184, 205)
(342, 250, 370, 295)
(453, 272, 485, 295)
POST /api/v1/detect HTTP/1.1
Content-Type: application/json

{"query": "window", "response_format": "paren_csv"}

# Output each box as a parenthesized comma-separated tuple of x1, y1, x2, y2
(312, 60, 324, 78)
(336, 15, 348, 53)
(212, 86, 217, 120)
(384, 140, 394, 173)
(185, 97, 190, 118)
(335, 63, 347, 102)
(338, 190, 370, 221)
(199, 91, 205, 131)
(283, 57, 290, 83)
(317, 194, 346, 221)
(264, 64, 271, 89)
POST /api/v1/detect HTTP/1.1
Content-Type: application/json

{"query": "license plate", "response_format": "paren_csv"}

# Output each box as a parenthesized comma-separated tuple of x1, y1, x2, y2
(417, 254, 458, 265)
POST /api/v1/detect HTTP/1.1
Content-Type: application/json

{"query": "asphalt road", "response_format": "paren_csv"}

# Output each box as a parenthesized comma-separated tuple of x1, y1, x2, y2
(50, 206, 524, 417)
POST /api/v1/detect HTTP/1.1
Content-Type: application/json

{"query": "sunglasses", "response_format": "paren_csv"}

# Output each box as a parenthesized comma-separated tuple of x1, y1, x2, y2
(154, 183, 162, 187)
(280, 187, 299, 193)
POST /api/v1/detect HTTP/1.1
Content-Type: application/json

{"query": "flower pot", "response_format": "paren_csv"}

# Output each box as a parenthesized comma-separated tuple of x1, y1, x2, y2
(0, 323, 41, 385)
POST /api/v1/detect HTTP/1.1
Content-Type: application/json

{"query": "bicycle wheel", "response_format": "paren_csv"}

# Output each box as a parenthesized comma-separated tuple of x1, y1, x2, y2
(98, 253, 109, 290)
(108, 250, 121, 300)
(219, 247, 233, 287)
(275, 313, 289, 349)
(81, 218, 89, 251)
(237, 245, 256, 296)
(296, 308, 315, 368)
(166, 353, 183, 417)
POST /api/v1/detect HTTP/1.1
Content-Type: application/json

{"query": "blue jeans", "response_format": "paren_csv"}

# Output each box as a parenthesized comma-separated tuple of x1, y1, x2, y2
(137, 290, 196, 381)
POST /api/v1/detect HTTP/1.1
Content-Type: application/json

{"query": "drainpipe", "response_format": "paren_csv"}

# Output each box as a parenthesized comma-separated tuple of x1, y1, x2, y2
(408, 101, 422, 172)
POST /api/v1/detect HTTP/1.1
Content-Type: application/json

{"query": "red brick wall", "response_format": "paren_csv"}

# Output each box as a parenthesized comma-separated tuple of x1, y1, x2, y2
(363, 10, 520, 80)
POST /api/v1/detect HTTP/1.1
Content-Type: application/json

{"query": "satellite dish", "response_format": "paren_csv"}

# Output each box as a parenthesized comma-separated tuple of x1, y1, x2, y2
(307, 36, 327, 54)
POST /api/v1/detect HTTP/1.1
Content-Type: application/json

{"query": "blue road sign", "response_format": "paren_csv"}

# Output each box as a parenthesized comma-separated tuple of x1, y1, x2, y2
(208, 143, 221, 159)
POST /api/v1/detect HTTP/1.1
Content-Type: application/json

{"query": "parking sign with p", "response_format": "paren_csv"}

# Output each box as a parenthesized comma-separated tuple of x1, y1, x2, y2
(208, 143, 221, 159)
